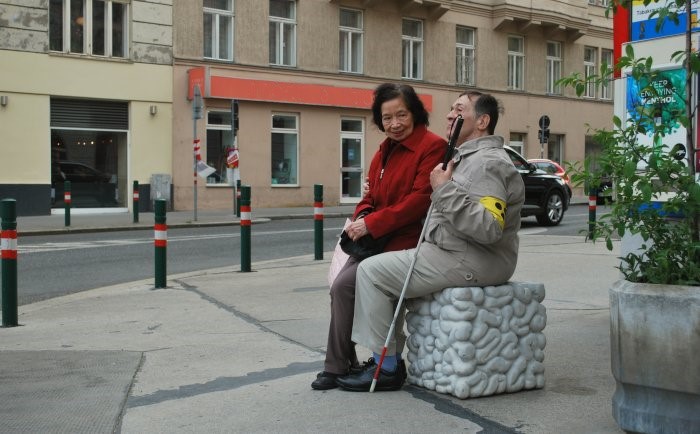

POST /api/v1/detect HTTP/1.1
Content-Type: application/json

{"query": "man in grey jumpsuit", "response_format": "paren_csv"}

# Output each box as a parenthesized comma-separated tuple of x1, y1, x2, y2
(336, 91, 526, 392)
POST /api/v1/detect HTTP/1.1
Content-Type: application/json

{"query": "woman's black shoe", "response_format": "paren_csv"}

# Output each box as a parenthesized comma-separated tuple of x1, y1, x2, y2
(311, 371, 342, 390)
(335, 358, 404, 392)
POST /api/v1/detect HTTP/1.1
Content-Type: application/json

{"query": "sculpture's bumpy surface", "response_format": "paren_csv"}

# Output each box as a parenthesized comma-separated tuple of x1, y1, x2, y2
(405, 282, 546, 399)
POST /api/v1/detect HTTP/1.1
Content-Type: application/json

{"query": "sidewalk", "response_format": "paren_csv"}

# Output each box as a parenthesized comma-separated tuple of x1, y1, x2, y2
(1, 206, 624, 433)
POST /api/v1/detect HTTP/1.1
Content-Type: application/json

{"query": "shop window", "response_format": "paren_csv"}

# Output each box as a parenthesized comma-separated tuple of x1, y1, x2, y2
(49, 0, 129, 58)
(271, 113, 298, 186)
(547, 134, 564, 163)
(509, 132, 525, 155)
(269, 0, 296, 66)
(206, 111, 234, 185)
(340, 118, 364, 201)
(204, 0, 234, 61)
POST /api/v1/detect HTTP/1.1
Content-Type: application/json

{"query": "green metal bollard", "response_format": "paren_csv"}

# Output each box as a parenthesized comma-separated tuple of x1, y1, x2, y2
(236, 179, 241, 218)
(64, 180, 71, 227)
(133, 180, 140, 223)
(1, 199, 18, 327)
(240, 185, 251, 272)
(154, 199, 167, 288)
(314, 184, 323, 260)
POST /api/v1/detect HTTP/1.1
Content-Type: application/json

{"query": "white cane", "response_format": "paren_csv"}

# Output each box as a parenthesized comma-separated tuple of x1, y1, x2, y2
(369, 115, 464, 393)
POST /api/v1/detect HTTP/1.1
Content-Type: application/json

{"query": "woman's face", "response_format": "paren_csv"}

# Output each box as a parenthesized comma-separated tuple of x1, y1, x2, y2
(380, 97, 414, 142)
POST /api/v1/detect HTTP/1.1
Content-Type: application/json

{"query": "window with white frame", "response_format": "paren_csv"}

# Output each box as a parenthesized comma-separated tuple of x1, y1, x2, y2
(601, 49, 613, 100)
(546, 41, 562, 94)
(204, 0, 234, 61)
(269, 0, 296, 66)
(271, 114, 298, 185)
(507, 36, 524, 90)
(402, 18, 423, 80)
(206, 111, 234, 185)
(584, 46, 597, 98)
(49, 0, 129, 58)
(509, 132, 525, 155)
(339, 8, 363, 73)
(547, 134, 564, 163)
(456, 26, 475, 86)
(340, 118, 364, 200)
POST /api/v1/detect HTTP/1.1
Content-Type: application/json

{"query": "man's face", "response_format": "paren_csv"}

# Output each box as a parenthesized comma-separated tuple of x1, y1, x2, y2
(446, 94, 485, 144)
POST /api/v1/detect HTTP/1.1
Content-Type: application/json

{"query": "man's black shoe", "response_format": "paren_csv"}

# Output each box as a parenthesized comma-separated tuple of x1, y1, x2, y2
(336, 358, 404, 392)
(399, 359, 407, 381)
(311, 371, 341, 390)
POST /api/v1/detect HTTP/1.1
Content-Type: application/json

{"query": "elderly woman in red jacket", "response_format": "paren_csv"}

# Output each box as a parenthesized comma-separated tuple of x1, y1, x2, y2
(312, 83, 446, 390)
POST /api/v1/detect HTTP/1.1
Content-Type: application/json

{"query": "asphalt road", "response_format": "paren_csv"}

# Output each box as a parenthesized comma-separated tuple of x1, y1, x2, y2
(15, 205, 608, 305)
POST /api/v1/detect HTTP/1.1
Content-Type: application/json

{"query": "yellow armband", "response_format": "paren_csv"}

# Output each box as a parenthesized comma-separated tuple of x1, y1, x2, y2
(479, 196, 506, 229)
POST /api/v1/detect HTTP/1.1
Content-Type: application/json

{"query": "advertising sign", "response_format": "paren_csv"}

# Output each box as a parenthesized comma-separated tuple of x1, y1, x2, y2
(631, 0, 700, 41)
(626, 68, 687, 168)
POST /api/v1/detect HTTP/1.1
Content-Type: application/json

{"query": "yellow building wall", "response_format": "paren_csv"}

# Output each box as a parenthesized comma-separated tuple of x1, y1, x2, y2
(0, 93, 50, 183)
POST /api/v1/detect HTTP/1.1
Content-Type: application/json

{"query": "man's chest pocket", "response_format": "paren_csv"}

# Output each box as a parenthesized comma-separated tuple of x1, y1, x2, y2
(451, 171, 472, 192)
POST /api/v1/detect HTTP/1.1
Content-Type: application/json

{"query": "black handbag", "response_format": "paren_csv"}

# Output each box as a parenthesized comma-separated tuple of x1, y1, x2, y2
(339, 231, 391, 260)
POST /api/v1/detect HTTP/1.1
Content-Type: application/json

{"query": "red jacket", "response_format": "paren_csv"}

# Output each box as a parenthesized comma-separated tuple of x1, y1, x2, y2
(353, 124, 447, 252)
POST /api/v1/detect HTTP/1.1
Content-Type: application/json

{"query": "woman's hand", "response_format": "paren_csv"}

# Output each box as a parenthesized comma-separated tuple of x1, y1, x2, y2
(346, 218, 369, 241)
(362, 177, 370, 198)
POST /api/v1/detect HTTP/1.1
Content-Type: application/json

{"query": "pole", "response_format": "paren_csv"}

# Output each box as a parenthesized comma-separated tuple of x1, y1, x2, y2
(1, 199, 18, 327)
(133, 180, 140, 223)
(240, 185, 251, 272)
(236, 179, 241, 218)
(192, 83, 203, 221)
(314, 184, 324, 260)
(154, 199, 167, 288)
(588, 186, 597, 240)
(64, 180, 71, 227)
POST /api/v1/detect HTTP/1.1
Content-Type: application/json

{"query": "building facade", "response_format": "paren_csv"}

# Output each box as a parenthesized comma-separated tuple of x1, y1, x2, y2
(0, 0, 613, 215)
(0, 0, 173, 215)
(172, 0, 614, 210)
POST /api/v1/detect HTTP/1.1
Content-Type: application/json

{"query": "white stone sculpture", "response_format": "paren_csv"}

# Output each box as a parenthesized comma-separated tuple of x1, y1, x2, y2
(405, 282, 546, 399)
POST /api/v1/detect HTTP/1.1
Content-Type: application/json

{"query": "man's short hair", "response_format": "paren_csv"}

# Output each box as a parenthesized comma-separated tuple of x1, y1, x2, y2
(459, 91, 504, 135)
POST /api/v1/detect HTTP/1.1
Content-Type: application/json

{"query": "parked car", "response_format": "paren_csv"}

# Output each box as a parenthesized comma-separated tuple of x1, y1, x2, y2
(52, 161, 117, 207)
(527, 158, 570, 185)
(505, 147, 571, 226)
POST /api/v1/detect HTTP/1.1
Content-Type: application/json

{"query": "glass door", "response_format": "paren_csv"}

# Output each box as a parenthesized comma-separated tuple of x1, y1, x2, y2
(340, 118, 364, 203)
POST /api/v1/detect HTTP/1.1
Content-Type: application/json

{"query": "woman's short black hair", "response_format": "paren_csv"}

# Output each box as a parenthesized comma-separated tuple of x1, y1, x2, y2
(371, 83, 430, 131)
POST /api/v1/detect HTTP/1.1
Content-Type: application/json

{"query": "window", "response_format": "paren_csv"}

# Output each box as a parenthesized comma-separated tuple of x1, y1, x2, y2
(547, 134, 564, 163)
(269, 0, 296, 66)
(402, 18, 423, 80)
(340, 118, 364, 201)
(509, 132, 525, 155)
(271, 114, 298, 185)
(601, 49, 614, 100)
(339, 8, 363, 73)
(456, 26, 475, 86)
(49, 0, 128, 58)
(206, 111, 234, 185)
(204, 0, 234, 61)
(584, 46, 597, 98)
(546, 41, 562, 94)
(507, 36, 524, 90)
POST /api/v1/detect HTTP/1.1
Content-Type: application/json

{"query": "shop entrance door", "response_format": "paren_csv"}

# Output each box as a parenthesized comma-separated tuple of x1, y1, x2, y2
(340, 118, 364, 204)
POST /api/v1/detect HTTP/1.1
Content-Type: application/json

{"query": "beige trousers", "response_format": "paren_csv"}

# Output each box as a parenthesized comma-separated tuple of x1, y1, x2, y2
(351, 242, 473, 355)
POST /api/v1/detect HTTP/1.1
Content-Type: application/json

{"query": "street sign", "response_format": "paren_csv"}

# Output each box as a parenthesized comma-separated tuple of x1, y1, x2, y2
(538, 115, 550, 130)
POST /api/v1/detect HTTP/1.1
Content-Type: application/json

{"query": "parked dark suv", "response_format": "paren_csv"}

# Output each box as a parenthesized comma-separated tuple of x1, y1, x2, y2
(505, 146, 571, 226)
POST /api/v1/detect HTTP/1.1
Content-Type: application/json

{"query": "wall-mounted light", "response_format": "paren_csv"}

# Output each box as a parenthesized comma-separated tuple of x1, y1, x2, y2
(0, 96, 8, 107)
(149, 105, 158, 116)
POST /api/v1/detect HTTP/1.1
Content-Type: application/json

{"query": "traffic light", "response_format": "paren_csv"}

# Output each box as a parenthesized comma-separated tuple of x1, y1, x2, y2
(231, 99, 239, 136)
(538, 115, 550, 143)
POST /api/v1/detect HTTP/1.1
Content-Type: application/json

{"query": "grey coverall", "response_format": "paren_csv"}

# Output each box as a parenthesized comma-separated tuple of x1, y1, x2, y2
(351, 135, 526, 355)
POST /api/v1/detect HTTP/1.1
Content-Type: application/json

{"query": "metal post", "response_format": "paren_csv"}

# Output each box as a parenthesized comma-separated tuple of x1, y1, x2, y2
(154, 199, 167, 288)
(192, 84, 203, 222)
(240, 185, 251, 272)
(1, 199, 18, 327)
(133, 180, 140, 223)
(588, 186, 597, 240)
(314, 184, 324, 260)
(236, 179, 241, 218)
(64, 180, 71, 227)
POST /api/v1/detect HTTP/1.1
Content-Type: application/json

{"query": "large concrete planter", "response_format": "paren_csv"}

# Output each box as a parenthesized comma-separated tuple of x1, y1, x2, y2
(609, 280, 700, 434)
